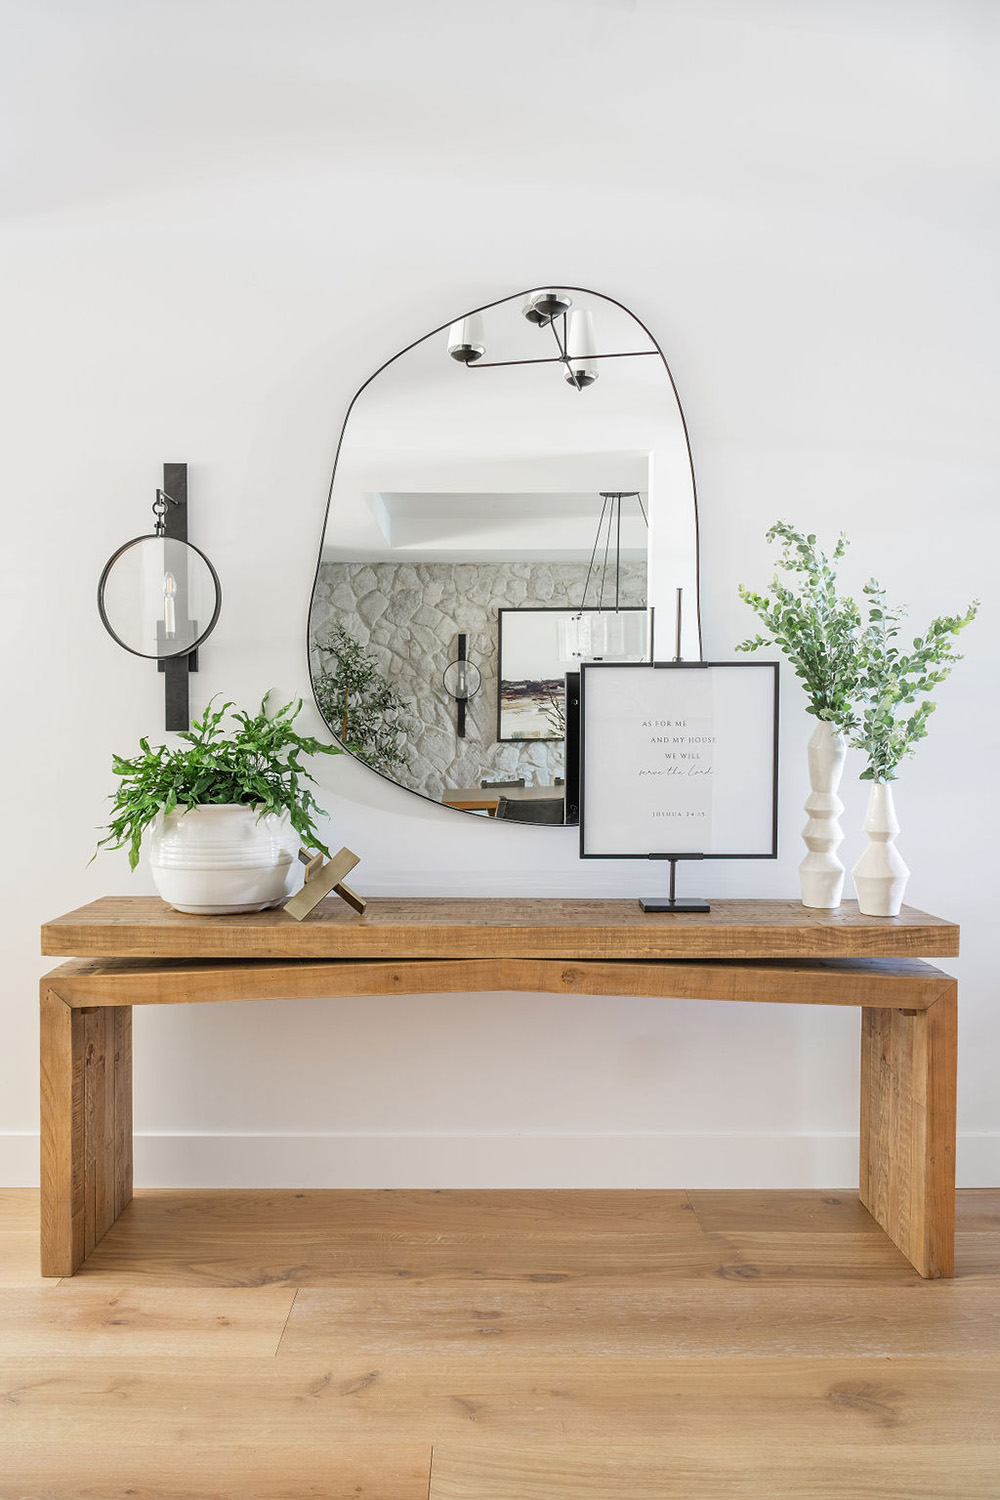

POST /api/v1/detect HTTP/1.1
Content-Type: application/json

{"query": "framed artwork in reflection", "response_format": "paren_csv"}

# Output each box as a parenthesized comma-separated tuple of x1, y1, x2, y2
(497, 607, 649, 742)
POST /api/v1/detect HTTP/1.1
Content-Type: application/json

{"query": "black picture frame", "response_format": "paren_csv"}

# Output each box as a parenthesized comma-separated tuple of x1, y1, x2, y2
(578, 660, 780, 860)
(497, 606, 649, 743)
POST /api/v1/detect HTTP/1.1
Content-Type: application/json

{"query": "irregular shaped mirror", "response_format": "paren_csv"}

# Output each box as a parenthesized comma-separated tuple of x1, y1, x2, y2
(309, 287, 700, 824)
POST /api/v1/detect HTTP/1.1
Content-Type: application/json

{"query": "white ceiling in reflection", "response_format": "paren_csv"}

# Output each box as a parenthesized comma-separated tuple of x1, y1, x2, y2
(321, 291, 676, 565)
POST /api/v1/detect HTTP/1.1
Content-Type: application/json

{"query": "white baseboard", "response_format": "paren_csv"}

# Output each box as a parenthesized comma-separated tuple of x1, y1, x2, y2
(2, 1130, 998, 1189)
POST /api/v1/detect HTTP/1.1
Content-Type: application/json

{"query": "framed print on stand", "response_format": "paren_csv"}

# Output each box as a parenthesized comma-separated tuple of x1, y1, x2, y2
(579, 661, 779, 911)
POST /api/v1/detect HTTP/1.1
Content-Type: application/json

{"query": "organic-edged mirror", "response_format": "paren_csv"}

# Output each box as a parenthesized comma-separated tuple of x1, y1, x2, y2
(308, 286, 700, 824)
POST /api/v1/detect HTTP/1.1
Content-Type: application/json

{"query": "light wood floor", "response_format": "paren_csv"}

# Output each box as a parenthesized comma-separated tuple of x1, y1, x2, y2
(2, 1188, 999, 1498)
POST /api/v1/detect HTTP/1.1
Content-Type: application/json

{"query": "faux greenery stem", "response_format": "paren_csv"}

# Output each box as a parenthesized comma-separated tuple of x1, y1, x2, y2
(851, 581, 978, 781)
(738, 521, 978, 782)
(737, 521, 860, 730)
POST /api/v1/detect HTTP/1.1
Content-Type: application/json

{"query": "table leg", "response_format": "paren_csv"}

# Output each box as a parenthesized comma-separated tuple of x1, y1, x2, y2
(859, 983, 957, 1278)
(40, 986, 133, 1277)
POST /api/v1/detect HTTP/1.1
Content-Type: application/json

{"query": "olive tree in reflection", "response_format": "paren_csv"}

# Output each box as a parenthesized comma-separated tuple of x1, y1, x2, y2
(313, 624, 415, 777)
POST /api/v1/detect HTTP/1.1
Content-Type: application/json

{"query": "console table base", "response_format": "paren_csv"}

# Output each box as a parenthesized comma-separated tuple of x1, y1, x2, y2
(39, 957, 956, 1280)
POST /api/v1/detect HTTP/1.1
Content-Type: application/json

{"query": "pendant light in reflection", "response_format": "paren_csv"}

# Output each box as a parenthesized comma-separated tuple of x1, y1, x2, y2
(558, 491, 649, 663)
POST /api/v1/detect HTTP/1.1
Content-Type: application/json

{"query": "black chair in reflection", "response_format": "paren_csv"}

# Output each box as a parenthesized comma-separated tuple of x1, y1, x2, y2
(480, 778, 526, 789)
(495, 796, 565, 825)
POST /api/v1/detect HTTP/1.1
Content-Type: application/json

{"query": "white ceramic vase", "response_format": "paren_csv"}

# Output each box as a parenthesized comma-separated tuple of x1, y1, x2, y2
(852, 782, 910, 918)
(149, 804, 301, 915)
(799, 719, 846, 909)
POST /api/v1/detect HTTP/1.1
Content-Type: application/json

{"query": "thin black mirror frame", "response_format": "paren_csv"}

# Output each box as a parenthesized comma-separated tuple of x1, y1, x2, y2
(307, 285, 703, 820)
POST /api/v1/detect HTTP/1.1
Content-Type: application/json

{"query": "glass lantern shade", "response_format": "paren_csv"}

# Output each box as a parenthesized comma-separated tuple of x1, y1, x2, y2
(558, 609, 648, 664)
(98, 533, 222, 660)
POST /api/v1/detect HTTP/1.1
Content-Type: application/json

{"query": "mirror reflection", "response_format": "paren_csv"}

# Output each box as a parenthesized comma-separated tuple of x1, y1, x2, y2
(309, 287, 699, 823)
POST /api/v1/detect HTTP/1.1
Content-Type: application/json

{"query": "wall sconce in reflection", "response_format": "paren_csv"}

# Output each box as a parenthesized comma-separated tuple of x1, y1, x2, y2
(442, 634, 482, 739)
(97, 463, 222, 732)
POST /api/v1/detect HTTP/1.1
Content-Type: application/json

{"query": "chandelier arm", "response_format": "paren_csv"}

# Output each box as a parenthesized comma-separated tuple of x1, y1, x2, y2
(467, 350, 657, 370)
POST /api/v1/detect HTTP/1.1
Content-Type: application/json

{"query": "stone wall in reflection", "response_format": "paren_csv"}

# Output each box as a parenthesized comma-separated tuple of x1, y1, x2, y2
(309, 560, 646, 802)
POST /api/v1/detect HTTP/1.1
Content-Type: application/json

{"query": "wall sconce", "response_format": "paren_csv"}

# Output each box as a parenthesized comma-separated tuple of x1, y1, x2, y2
(442, 634, 481, 739)
(97, 462, 222, 732)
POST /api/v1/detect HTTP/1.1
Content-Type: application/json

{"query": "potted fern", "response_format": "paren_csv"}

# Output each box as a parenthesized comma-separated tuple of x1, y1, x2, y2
(95, 696, 341, 914)
(737, 523, 861, 909)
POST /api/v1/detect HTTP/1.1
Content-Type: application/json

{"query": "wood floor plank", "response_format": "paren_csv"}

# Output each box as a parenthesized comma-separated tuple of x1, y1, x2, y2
(710, 1229, 918, 1282)
(956, 1189, 1000, 1233)
(278, 1279, 1000, 1358)
(67, 1189, 723, 1286)
(0, 1231, 59, 1286)
(0, 1285, 296, 1356)
(687, 1189, 881, 1234)
(954, 1235, 1000, 1280)
(1, 1442, 431, 1499)
(2, 1356, 998, 1447)
(0, 1188, 41, 1232)
(73, 1230, 728, 1287)
(67, 1186, 703, 1234)
(8, 1190, 993, 1288)
(428, 1443, 1000, 1500)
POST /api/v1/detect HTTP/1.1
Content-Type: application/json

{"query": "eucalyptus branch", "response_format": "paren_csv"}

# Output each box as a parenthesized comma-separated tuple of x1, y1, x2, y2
(737, 522, 861, 728)
(850, 582, 978, 782)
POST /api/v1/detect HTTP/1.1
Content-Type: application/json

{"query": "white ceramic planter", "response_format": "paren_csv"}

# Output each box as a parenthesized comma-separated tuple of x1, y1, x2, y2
(852, 782, 910, 917)
(149, 804, 301, 914)
(799, 719, 847, 909)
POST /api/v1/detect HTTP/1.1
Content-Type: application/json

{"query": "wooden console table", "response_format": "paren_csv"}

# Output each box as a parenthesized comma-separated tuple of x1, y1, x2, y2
(39, 897, 959, 1279)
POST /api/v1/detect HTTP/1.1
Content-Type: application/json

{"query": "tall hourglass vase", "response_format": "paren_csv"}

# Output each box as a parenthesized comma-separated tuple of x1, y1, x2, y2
(799, 719, 847, 909)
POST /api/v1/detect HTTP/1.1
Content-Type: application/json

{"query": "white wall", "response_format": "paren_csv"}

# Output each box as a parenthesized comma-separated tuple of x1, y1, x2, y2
(2, 0, 997, 1188)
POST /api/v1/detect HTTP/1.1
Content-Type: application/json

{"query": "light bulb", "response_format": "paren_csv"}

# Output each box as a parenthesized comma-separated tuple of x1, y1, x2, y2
(163, 571, 177, 638)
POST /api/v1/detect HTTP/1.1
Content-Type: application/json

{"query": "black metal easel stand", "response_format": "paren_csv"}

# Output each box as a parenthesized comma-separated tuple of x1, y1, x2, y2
(640, 857, 710, 914)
